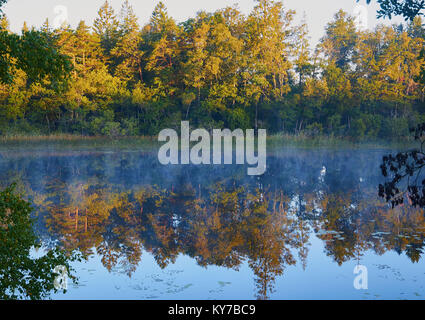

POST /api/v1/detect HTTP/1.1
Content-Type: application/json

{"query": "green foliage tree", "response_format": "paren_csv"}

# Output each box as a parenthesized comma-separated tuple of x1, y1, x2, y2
(0, 1, 71, 87)
(0, 185, 80, 299)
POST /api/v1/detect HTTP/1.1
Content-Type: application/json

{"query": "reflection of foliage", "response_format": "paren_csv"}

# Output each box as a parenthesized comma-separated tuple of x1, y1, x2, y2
(318, 194, 362, 265)
(7, 150, 425, 299)
(0, 185, 80, 300)
(246, 192, 296, 300)
(316, 192, 425, 264)
(35, 176, 425, 299)
(41, 181, 301, 299)
(379, 123, 425, 208)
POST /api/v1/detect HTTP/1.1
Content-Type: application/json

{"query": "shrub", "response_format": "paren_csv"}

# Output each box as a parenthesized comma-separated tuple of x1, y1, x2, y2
(305, 122, 323, 137)
(350, 118, 366, 139)
(122, 118, 139, 136)
(380, 118, 409, 139)
(102, 121, 123, 137)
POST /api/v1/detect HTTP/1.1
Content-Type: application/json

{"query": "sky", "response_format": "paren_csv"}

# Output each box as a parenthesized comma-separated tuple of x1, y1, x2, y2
(2, 0, 404, 46)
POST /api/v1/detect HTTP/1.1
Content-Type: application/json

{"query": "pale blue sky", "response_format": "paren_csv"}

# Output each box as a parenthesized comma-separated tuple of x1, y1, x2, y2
(2, 0, 403, 45)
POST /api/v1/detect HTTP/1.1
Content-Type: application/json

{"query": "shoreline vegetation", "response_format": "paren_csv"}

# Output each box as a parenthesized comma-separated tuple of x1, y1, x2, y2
(0, 133, 418, 151)
(0, 1, 424, 142)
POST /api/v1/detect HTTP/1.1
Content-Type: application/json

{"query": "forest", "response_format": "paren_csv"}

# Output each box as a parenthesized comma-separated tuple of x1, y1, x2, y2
(0, 0, 424, 139)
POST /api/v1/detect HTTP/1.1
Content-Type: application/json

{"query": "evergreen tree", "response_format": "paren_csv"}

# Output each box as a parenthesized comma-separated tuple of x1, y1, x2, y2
(111, 0, 143, 84)
(318, 10, 358, 70)
(93, 1, 120, 57)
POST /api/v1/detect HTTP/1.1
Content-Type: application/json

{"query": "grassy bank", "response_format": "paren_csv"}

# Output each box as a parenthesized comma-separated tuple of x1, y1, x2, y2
(267, 133, 417, 150)
(0, 133, 418, 152)
(0, 134, 159, 151)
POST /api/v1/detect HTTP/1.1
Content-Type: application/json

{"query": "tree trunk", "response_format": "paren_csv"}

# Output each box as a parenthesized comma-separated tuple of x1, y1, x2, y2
(186, 104, 191, 120)
(255, 102, 258, 133)
(138, 62, 143, 82)
(75, 208, 79, 231)
(46, 115, 51, 134)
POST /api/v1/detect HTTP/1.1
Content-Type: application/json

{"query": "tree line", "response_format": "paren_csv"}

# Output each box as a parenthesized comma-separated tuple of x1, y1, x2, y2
(0, 0, 424, 139)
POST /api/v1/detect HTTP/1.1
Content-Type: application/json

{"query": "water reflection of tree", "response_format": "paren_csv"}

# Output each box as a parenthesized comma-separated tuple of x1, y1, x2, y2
(314, 192, 425, 265)
(4, 150, 425, 299)
(37, 180, 303, 299)
(22, 178, 425, 299)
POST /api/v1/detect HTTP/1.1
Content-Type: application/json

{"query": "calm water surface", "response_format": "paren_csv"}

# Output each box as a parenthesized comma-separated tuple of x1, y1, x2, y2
(1, 147, 425, 300)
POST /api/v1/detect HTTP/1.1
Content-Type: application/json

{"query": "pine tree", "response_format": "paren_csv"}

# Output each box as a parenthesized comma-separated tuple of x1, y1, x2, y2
(111, 0, 143, 84)
(22, 21, 29, 33)
(119, 0, 138, 34)
(144, 2, 181, 93)
(40, 18, 51, 34)
(149, 1, 177, 36)
(294, 15, 312, 86)
(93, 1, 119, 57)
(0, 13, 9, 31)
(60, 20, 104, 76)
(408, 16, 425, 39)
(244, 0, 295, 129)
(318, 10, 358, 70)
(182, 18, 209, 118)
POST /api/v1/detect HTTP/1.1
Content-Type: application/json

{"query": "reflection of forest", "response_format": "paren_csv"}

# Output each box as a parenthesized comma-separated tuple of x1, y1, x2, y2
(1, 151, 425, 299)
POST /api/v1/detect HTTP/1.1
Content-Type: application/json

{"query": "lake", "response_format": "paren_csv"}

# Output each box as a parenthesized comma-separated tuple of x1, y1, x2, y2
(1, 146, 425, 300)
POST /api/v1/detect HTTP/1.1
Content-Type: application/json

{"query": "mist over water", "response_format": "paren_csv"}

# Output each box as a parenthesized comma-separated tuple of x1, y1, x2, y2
(1, 147, 425, 300)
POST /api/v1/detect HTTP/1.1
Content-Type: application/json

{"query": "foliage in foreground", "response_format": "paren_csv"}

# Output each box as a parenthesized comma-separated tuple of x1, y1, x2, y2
(362, 0, 425, 21)
(0, 185, 81, 300)
(379, 123, 425, 208)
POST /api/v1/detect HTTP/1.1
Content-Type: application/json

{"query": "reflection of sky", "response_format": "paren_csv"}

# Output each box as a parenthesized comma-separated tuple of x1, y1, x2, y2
(281, 236, 425, 300)
(52, 249, 252, 300)
(52, 234, 425, 300)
